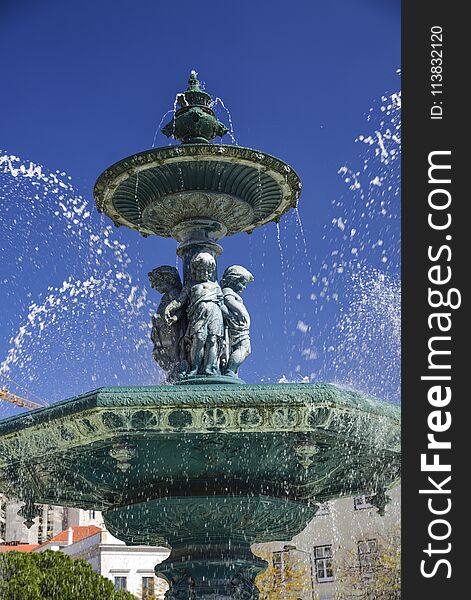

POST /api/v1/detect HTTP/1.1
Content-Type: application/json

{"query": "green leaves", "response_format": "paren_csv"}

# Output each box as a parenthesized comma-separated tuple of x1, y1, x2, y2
(0, 550, 135, 600)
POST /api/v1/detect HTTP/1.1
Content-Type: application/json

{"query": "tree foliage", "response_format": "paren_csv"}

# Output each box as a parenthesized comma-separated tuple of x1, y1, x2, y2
(0, 550, 135, 600)
(256, 546, 312, 599)
(337, 526, 401, 599)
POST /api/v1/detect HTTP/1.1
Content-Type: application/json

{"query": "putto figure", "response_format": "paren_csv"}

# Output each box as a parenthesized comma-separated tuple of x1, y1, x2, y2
(165, 252, 226, 377)
(220, 265, 254, 378)
(148, 266, 187, 379)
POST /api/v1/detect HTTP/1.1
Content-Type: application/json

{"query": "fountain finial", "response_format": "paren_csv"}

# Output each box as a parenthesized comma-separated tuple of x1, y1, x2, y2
(162, 72, 228, 144)
(188, 69, 199, 88)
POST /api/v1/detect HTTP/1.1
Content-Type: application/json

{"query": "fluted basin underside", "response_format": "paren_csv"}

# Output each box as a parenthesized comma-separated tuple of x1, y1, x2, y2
(94, 144, 302, 237)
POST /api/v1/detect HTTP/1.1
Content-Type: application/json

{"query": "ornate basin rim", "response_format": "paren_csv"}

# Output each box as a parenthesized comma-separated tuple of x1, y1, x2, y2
(93, 143, 302, 237)
(0, 383, 401, 525)
(0, 383, 400, 434)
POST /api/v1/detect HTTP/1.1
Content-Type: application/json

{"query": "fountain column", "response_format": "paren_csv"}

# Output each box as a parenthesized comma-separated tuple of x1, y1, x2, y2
(172, 218, 226, 285)
(156, 542, 267, 599)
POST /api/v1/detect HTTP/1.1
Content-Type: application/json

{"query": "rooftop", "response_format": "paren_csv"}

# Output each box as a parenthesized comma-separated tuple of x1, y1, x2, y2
(36, 525, 102, 550)
(0, 543, 40, 553)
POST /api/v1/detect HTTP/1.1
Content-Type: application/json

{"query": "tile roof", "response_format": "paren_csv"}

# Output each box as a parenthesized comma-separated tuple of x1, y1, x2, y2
(37, 525, 102, 548)
(0, 543, 40, 553)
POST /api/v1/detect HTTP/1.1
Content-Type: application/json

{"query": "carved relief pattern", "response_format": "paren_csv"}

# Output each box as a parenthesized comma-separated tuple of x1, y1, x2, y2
(142, 192, 255, 237)
(231, 570, 260, 600)
(0, 399, 399, 469)
(164, 570, 196, 600)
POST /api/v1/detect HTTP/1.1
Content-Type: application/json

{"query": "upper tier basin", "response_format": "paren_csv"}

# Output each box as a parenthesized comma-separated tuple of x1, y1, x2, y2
(93, 144, 302, 238)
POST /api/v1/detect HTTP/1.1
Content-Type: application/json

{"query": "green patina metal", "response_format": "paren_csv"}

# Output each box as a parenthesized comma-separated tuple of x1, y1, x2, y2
(93, 72, 301, 242)
(0, 73, 401, 598)
(93, 143, 301, 238)
(0, 384, 399, 597)
(93, 72, 302, 385)
(161, 71, 228, 144)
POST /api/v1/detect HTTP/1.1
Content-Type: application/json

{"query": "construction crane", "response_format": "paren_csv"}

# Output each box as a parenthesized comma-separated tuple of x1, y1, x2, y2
(0, 387, 48, 410)
(0, 374, 48, 411)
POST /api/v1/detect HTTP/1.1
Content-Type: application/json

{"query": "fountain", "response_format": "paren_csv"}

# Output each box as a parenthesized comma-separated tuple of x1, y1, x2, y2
(0, 72, 400, 598)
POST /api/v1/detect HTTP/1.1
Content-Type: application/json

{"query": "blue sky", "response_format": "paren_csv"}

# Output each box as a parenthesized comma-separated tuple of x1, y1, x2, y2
(0, 0, 400, 416)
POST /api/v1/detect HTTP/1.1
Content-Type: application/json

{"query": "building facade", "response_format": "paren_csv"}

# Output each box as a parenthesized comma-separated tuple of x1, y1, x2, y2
(0, 496, 170, 598)
(0, 493, 65, 545)
(34, 525, 170, 599)
(2, 486, 400, 599)
(253, 485, 401, 600)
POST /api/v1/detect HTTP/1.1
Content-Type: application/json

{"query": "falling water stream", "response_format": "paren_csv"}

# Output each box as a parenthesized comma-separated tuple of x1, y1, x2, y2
(277, 86, 401, 402)
(211, 97, 238, 145)
(0, 154, 161, 415)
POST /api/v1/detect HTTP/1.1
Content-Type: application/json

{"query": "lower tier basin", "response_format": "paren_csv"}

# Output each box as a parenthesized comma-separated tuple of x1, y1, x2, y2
(0, 383, 400, 598)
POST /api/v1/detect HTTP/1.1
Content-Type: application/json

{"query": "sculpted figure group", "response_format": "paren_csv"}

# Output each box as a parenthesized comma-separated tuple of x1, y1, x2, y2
(149, 252, 253, 381)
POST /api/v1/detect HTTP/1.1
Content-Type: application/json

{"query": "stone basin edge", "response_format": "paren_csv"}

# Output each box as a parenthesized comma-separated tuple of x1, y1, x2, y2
(0, 382, 400, 436)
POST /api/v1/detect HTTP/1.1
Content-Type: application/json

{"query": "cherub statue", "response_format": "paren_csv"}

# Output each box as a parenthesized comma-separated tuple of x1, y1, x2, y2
(148, 266, 187, 379)
(165, 252, 226, 377)
(220, 265, 254, 378)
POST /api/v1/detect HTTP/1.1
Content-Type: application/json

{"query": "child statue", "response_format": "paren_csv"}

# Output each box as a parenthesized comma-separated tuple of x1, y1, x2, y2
(220, 265, 254, 378)
(148, 266, 187, 379)
(165, 252, 226, 377)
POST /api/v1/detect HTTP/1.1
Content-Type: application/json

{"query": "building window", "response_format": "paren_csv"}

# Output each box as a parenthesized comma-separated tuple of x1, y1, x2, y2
(272, 551, 285, 584)
(353, 494, 376, 510)
(314, 545, 334, 583)
(272, 552, 283, 567)
(88, 510, 96, 520)
(115, 577, 127, 590)
(142, 576, 155, 599)
(358, 539, 379, 573)
(315, 502, 331, 516)
(38, 506, 45, 543)
(46, 505, 54, 539)
(61, 507, 69, 531)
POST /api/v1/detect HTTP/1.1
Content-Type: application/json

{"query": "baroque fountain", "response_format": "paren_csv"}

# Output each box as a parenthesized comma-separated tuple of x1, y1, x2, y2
(0, 72, 400, 598)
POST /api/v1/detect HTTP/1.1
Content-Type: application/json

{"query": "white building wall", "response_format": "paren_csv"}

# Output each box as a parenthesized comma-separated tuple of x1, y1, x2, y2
(253, 485, 401, 600)
(62, 507, 105, 528)
(61, 529, 170, 598)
